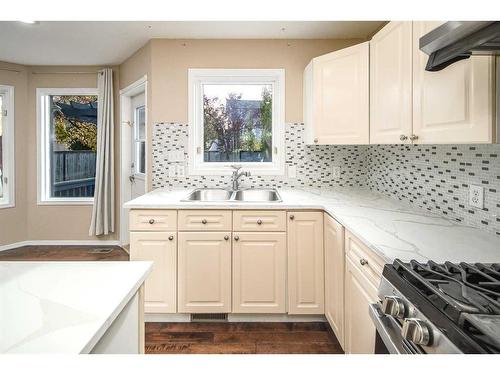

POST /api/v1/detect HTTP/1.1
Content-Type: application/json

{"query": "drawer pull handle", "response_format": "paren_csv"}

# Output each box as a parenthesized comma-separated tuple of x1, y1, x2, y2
(168, 235, 174, 241)
(148, 219, 155, 224)
(201, 219, 207, 224)
(289, 215, 295, 220)
(360, 258, 369, 266)
(257, 219, 263, 225)
(234, 235, 240, 241)
(224, 235, 229, 241)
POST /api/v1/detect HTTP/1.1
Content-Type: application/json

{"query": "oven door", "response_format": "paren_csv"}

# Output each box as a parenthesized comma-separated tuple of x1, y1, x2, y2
(369, 304, 424, 354)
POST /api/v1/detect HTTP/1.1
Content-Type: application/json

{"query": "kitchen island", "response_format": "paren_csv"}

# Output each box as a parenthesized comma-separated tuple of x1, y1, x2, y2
(0, 261, 152, 354)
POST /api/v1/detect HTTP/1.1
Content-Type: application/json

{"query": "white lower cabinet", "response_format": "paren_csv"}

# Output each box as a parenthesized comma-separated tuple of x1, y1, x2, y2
(130, 208, 388, 354)
(129, 231, 177, 313)
(324, 214, 345, 348)
(287, 211, 324, 314)
(232, 232, 287, 313)
(177, 231, 232, 313)
(344, 256, 379, 354)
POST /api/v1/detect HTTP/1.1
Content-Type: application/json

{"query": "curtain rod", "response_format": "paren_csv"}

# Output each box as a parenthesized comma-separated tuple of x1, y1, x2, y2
(31, 71, 103, 75)
(0, 68, 22, 73)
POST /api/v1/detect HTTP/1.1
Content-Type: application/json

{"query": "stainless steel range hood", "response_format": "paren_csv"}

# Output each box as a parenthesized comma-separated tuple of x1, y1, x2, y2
(420, 21, 500, 71)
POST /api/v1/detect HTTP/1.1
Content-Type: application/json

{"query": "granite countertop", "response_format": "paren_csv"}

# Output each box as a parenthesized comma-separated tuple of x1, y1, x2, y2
(124, 188, 500, 264)
(0, 261, 152, 353)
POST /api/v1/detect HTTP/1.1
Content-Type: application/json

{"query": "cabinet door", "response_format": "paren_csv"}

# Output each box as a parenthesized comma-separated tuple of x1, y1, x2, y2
(304, 42, 369, 145)
(412, 21, 494, 143)
(130, 232, 177, 313)
(287, 211, 324, 314)
(177, 232, 232, 313)
(370, 21, 413, 144)
(344, 257, 379, 354)
(324, 214, 345, 348)
(232, 232, 287, 313)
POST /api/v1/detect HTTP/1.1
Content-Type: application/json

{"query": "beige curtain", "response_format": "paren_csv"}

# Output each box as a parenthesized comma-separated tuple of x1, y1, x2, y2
(89, 68, 115, 236)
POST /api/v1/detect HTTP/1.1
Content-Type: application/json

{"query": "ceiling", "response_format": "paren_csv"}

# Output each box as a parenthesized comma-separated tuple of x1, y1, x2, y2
(0, 21, 385, 66)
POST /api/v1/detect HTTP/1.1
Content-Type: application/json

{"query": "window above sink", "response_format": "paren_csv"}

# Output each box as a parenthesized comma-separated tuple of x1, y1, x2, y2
(188, 69, 285, 176)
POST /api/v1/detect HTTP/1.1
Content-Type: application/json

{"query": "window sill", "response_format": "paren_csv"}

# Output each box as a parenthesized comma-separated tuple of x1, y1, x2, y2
(188, 165, 285, 176)
(0, 202, 15, 209)
(37, 199, 94, 206)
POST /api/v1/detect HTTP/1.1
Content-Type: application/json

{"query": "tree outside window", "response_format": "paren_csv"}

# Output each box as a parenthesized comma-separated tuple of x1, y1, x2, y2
(202, 84, 273, 164)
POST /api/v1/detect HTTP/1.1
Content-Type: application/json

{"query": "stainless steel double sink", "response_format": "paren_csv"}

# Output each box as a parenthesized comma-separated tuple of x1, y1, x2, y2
(181, 188, 282, 202)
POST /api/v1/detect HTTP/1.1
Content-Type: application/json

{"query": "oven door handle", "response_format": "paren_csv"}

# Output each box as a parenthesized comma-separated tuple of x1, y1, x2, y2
(369, 303, 421, 354)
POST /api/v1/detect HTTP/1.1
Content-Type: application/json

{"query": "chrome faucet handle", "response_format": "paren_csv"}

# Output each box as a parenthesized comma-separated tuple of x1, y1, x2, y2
(230, 164, 242, 172)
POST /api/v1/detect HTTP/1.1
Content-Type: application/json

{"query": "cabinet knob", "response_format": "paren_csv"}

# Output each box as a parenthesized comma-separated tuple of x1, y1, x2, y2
(313, 138, 318, 143)
(410, 134, 419, 141)
(257, 219, 263, 225)
(201, 219, 207, 224)
(234, 235, 240, 241)
(360, 258, 369, 266)
(224, 235, 229, 241)
(289, 215, 295, 220)
(168, 235, 174, 241)
(148, 219, 155, 224)
(399, 134, 408, 142)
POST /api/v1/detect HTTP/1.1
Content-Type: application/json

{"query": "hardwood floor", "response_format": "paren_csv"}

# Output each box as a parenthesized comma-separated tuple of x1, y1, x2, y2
(146, 322, 343, 354)
(1, 245, 344, 354)
(0, 245, 129, 261)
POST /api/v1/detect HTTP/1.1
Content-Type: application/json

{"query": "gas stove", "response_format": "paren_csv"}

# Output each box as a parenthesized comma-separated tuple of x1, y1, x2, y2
(370, 259, 500, 354)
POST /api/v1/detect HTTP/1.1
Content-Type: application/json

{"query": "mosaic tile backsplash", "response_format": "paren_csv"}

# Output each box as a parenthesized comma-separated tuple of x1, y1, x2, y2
(152, 122, 500, 236)
(152, 122, 368, 190)
(367, 144, 500, 236)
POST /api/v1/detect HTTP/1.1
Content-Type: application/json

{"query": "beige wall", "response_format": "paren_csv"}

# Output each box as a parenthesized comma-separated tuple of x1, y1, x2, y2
(149, 39, 364, 124)
(0, 62, 29, 246)
(25, 66, 120, 242)
(119, 42, 151, 90)
(1, 38, 365, 246)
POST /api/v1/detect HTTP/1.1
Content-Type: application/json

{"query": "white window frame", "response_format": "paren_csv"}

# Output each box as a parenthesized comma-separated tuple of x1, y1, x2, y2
(133, 105, 146, 177)
(37, 88, 98, 205)
(0, 85, 15, 209)
(188, 69, 285, 176)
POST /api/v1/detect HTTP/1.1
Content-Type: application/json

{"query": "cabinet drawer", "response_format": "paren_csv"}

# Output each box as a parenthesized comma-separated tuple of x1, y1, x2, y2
(233, 210, 286, 232)
(178, 210, 232, 231)
(129, 210, 177, 231)
(344, 230, 385, 288)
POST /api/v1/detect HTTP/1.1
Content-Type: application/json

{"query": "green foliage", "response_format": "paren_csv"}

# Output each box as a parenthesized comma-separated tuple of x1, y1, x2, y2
(52, 96, 97, 151)
(203, 87, 273, 161)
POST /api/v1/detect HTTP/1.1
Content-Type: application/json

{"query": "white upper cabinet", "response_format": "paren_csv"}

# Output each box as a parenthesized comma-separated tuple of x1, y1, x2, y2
(304, 42, 369, 145)
(370, 21, 413, 144)
(412, 21, 495, 144)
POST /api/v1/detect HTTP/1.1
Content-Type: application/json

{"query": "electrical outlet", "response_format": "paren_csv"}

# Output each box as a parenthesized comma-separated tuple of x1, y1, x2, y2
(288, 165, 297, 179)
(469, 184, 484, 209)
(177, 165, 185, 177)
(332, 166, 341, 179)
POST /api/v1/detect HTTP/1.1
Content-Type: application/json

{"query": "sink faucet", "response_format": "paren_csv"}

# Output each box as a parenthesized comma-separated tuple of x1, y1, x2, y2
(230, 165, 251, 190)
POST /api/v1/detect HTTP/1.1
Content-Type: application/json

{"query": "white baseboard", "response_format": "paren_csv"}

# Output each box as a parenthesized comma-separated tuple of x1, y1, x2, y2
(145, 313, 326, 323)
(0, 240, 122, 252)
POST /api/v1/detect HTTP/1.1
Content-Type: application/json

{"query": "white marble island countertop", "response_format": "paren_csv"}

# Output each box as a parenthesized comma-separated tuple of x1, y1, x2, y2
(124, 188, 500, 264)
(0, 261, 151, 354)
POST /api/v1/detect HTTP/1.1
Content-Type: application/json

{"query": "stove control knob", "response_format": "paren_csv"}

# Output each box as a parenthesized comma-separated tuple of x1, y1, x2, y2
(381, 296, 406, 319)
(401, 318, 431, 346)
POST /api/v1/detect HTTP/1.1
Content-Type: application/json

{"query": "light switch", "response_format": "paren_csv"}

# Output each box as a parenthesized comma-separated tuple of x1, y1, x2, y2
(168, 166, 176, 177)
(332, 166, 341, 179)
(288, 165, 297, 179)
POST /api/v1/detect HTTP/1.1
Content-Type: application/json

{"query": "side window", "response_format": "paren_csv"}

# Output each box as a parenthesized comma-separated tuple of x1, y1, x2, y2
(0, 85, 14, 208)
(134, 105, 146, 175)
(38, 89, 98, 204)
